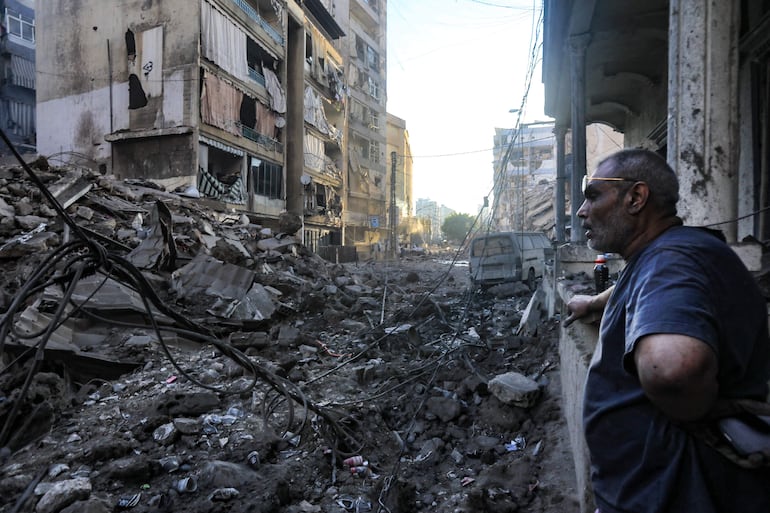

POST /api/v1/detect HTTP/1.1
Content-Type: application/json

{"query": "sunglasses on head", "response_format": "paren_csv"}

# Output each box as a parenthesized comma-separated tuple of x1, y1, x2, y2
(581, 175, 637, 193)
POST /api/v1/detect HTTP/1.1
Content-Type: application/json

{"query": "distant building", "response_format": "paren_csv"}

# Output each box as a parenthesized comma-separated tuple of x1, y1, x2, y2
(491, 121, 556, 232)
(0, 0, 35, 153)
(491, 121, 623, 237)
(416, 197, 454, 244)
(333, 0, 388, 253)
(385, 113, 412, 220)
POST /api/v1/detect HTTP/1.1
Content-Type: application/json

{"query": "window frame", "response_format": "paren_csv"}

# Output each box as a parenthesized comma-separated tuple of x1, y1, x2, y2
(5, 8, 35, 44)
(251, 157, 283, 200)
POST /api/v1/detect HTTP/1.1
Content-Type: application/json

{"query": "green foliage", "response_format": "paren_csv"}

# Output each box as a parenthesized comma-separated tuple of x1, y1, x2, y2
(441, 213, 475, 242)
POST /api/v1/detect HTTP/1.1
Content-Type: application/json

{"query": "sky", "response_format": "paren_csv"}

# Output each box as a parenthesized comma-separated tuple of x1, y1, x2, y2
(386, 0, 549, 215)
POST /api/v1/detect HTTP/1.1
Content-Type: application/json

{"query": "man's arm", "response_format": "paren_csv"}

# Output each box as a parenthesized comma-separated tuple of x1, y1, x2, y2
(633, 334, 718, 422)
(563, 285, 615, 327)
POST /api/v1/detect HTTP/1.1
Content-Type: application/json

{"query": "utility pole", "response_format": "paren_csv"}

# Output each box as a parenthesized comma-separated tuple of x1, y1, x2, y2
(390, 151, 398, 258)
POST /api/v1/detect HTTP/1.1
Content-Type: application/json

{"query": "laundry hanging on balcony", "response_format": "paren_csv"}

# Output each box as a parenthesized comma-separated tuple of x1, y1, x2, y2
(201, 0, 249, 83)
(201, 71, 241, 136)
(304, 86, 331, 134)
(262, 66, 286, 114)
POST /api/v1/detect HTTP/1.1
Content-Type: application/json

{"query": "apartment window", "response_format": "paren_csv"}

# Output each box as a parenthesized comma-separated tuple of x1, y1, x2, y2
(367, 77, 379, 100)
(6, 9, 34, 43)
(351, 100, 365, 122)
(369, 112, 380, 130)
(355, 35, 366, 61)
(251, 158, 283, 199)
(366, 47, 379, 71)
(369, 140, 380, 164)
(353, 135, 370, 160)
(305, 33, 313, 66)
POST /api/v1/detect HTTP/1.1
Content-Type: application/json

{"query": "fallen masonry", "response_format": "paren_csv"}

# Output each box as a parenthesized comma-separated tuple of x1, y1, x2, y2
(0, 158, 579, 513)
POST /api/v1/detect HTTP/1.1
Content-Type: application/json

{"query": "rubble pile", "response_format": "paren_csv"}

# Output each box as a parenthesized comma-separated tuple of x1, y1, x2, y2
(0, 159, 578, 513)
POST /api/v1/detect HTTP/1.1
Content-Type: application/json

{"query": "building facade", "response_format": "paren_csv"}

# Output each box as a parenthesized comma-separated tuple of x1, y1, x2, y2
(35, 0, 390, 258)
(544, 0, 770, 246)
(329, 0, 388, 254)
(385, 113, 412, 219)
(1, 0, 35, 153)
(491, 122, 557, 232)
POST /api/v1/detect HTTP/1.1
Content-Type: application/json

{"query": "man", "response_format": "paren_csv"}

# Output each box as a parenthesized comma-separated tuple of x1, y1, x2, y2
(565, 149, 770, 513)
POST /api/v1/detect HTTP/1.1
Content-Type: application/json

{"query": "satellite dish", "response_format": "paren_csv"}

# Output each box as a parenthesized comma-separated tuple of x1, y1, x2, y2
(300, 174, 311, 185)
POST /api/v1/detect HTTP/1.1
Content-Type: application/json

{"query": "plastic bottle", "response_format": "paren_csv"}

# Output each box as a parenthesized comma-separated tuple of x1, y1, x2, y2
(594, 254, 609, 293)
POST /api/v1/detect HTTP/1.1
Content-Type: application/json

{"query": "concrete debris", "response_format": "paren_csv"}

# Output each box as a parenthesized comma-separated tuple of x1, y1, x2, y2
(488, 371, 542, 408)
(0, 160, 579, 513)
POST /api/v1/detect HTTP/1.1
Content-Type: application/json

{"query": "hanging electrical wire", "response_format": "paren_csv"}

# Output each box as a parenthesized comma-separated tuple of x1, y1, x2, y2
(0, 128, 362, 452)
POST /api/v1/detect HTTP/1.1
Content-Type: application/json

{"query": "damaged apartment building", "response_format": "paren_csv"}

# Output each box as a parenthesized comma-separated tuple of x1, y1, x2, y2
(0, 0, 36, 153)
(34, 0, 389, 258)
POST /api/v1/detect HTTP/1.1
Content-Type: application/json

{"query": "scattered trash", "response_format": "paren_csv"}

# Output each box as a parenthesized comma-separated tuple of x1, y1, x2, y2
(175, 476, 197, 493)
(159, 456, 180, 473)
(247, 451, 260, 469)
(505, 435, 527, 452)
(209, 487, 240, 501)
(343, 455, 364, 466)
(336, 496, 372, 511)
(115, 493, 141, 509)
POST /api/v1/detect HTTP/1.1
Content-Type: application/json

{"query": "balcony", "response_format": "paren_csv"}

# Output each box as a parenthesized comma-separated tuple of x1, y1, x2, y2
(350, 0, 379, 30)
(248, 66, 266, 88)
(238, 123, 283, 153)
(231, 0, 283, 45)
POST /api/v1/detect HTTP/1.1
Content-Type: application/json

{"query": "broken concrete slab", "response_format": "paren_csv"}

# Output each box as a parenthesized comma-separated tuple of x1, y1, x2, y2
(126, 200, 177, 271)
(517, 288, 545, 337)
(488, 371, 541, 408)
(46, 169, 94, 209)
(256, 236, 299, 253)
(171, 254, 256, 301)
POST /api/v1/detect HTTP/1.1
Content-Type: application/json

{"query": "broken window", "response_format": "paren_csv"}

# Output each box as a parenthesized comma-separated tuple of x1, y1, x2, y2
(125, 29, 136, 64)
(306, 33, 313, 66)
(251, 157, 283, 199)
(355, 35, 366, 61)
(315, 184, 327, 210)
(246, 37, 278, 85)
(369, 140, 380, 164)
(352, 134, 370, 160)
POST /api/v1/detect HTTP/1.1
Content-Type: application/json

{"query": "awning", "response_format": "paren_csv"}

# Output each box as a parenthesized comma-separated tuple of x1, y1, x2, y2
(199, 135, 244, 156)
(304, 0, 345, 40)
(10, 55, 35, 89)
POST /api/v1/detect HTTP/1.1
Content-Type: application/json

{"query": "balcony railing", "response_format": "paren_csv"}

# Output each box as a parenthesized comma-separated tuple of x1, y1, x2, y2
(248, 66, 266, 87)
(238, 123, 283, 153)
(232, 0, 283, 45)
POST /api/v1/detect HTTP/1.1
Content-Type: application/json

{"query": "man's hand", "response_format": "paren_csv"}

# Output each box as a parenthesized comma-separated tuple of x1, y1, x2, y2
(563, 285, 614, 327)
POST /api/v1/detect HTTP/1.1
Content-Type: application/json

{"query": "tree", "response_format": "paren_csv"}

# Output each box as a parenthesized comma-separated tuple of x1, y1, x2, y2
(441, 213, 475, 243)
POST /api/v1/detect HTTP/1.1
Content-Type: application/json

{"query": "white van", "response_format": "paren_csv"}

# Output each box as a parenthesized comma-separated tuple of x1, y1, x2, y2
(468, 231, 554, 289)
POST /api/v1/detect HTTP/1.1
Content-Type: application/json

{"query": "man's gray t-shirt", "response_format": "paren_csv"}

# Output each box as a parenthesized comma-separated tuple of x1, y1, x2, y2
(583, 226, 770, 513)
